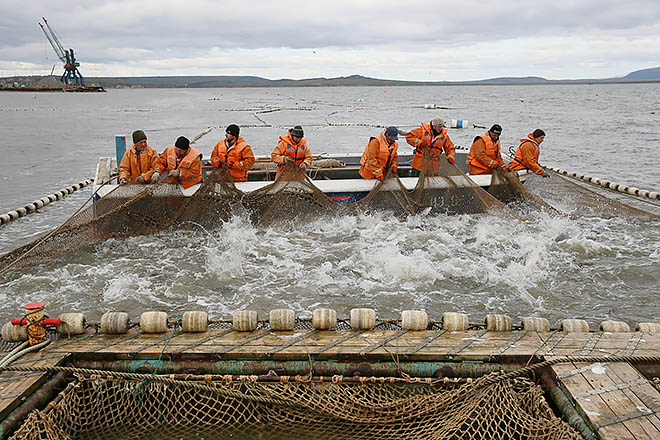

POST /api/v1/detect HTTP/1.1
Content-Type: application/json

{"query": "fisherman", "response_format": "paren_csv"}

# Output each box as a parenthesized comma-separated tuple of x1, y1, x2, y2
(359, 126, 399, 181)
(154, 136, 203, 189)
(466, 124, 504, 175)
(271, 125, 312, 179)
(119, 130, 160, 184)
(405, 117, 456, 175)
(505, 129, 548, 177)
(210, 124, 255, 182)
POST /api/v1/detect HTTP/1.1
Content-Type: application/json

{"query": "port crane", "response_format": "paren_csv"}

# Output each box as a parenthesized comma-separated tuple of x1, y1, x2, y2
(38, 17, 85, 86)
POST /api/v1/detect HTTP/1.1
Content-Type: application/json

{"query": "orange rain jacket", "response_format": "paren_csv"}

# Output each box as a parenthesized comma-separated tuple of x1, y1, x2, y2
(406, 123, 455, 171)
(271, 135, 312, 179)
(506, 134, 544, 175)
(156, 146, 203, 189)
(211, 136, 255, 182)
(359, 133, 398, 180)
(466, 132, 504, 175)
(119, 144, 159, 183)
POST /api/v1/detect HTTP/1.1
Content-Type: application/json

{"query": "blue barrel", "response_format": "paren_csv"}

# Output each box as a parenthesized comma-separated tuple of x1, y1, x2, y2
(115, 135, 126, 164)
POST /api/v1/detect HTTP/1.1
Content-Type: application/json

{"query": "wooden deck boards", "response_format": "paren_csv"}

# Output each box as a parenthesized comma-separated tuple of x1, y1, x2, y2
(2, 328, 660, 439)
(551, 359, 660, 439)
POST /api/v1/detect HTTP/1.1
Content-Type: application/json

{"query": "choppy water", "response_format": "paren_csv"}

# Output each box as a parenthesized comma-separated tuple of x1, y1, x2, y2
(0, 84, 659, 327)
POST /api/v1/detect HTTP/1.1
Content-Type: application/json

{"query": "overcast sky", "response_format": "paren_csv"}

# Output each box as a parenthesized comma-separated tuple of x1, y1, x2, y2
(1, 0, 659, 81)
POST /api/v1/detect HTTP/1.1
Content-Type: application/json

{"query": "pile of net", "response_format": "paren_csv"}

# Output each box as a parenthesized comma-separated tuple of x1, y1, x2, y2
(10, 374, 582, 440)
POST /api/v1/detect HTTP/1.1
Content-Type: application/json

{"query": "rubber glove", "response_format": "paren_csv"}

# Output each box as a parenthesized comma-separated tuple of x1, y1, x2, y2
(150, 171, 160, 183)
(168, 169, 180, 178)
(119, 178, 127, 185)
(300, 163, 308, 170)
(284, 156, 294, 165)
(136, 176, 145, 183)
(447, 155, 455, 165)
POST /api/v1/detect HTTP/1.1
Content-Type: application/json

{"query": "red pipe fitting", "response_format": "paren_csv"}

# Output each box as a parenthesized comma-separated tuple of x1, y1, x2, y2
(11, 318, 61, 326)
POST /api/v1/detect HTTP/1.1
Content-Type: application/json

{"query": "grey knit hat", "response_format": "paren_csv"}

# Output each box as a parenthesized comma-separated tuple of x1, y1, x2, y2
(290, 126, 304, 138)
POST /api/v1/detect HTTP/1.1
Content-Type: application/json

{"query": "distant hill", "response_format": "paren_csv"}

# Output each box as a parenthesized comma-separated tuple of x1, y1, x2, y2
(87, 70, 660, 88)
(3, 67, 660, 90)
(622, 67, 660, 80)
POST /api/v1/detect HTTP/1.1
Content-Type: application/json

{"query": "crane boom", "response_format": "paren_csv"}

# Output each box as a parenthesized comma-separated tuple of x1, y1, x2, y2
(37, 17, 85, 86)
(39, 18, 66, 63)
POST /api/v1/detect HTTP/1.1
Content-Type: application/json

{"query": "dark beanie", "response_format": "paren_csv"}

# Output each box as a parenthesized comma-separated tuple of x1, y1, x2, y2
(175, 136, 190, 150)
(290, 125, 304, 138)
(489, 124, 503, 135)
(533, 129, 546, 138)
(132, 130, 147, 143)
(226, 124, 240, 137)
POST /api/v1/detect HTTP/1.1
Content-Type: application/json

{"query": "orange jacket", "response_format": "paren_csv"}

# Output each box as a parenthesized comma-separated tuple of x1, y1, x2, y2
(466, 132, 504, 175)
(271, 135, 312, 179)
(211, 136, 255, 182)
(406, 123, 455, 172)
(119, 144, 159, 183)
(506, 134, 544, 175)
(359, 134, 398, 180)
(156, 146, 203, 189)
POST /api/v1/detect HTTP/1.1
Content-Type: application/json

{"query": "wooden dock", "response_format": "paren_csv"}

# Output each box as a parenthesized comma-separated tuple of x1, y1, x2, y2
(2, 324, 660, 439)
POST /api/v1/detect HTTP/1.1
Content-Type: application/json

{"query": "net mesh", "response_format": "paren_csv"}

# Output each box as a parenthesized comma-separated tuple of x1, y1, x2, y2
(5, 153, 652, 273)
(0, 157, 512, 272)
(529, 171, 660, 220)
(413, 153, 517, 217)
(9, 374, 582, 440)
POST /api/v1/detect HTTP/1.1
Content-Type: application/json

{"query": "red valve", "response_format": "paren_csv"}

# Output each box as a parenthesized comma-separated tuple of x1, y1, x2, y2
(12, 318, 61, 326)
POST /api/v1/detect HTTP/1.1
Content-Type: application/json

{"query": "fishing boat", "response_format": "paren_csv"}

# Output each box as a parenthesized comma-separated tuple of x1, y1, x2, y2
(93, 150, 531, 205)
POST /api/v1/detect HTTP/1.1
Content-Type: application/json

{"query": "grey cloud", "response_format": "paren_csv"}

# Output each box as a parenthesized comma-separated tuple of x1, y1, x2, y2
(1, 0, 659, 79)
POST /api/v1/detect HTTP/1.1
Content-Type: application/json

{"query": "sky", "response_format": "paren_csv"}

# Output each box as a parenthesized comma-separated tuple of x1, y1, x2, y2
(1, 0, 659, 82)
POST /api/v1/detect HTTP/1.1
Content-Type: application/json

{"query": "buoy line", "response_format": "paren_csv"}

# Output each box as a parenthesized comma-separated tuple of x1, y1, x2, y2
(0, 179, 94, 226)
(547, 167, 660, 203)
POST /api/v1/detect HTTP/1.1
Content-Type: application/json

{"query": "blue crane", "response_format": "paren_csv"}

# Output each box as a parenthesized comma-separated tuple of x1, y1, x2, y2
(38, 17, 85, 86)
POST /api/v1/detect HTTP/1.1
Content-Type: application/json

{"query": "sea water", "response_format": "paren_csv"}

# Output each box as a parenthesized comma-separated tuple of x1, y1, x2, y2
(0, 84, 658, 326)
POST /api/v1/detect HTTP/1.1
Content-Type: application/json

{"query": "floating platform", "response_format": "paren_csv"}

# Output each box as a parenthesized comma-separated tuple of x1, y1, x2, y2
(2, 310, 660, 439)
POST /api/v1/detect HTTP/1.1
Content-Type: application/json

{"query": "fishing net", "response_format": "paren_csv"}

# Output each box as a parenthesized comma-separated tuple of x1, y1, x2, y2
(411, 151, 517, 217)
(0, 156, 530, 273)
(488, 168, 563, 215)
(243, 163, 343, 227)
(528, 172, 660, 221)
(352, 170, 417, 218)
(9, 374, 582, 440)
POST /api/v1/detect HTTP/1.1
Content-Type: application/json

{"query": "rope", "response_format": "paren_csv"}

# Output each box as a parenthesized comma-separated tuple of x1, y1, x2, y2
(0, 178, 95, 226)
(3, 354, 660, 398)
(133, 317, 182, 402)
(0, 341, 29, 367)
(0, 340, 50, 367)
(547, 167, 660, 204)
(478, 354, 660, 388)
(1, 365, 293, 407)
(0, 176, 119, 276)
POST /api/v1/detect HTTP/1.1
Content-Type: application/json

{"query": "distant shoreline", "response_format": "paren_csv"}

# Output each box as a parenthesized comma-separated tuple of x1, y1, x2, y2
(2, 73, 659, 90)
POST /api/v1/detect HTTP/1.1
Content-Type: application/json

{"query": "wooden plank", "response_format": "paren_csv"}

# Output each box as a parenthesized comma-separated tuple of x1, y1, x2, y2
(602, 362, 660, 439)
(536, 331, 566, 355)
(552, 361, 634, 440)
(555, 360, 660, 439)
